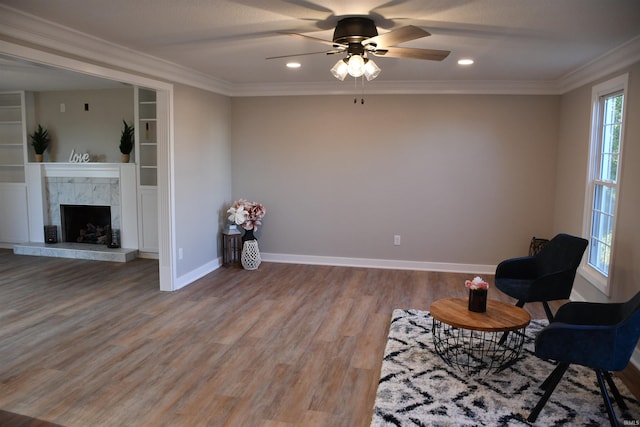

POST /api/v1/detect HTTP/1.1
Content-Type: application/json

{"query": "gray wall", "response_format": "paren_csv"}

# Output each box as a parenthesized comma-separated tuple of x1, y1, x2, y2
(173, 83, 232, 278)
(554, 61, 640, 303)
(32, 88, 134, 163)
(18, 50, 639, 306)
(230, 94, 561, 266)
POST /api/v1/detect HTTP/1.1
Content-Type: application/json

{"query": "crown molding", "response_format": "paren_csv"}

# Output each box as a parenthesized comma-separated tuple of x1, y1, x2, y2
(0, 5, 233, 96)
(230, 79, 562, 97)
(559, 35, 640, 94)
(1, 4, 639, 98)
(0, 39, 174, 92)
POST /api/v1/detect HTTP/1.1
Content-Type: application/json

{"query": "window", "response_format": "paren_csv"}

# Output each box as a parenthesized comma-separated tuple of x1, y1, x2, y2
(582, 74, 628, 295)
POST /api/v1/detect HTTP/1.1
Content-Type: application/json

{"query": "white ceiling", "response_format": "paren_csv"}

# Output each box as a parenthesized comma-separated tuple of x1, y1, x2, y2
(1, 0, 640, 92)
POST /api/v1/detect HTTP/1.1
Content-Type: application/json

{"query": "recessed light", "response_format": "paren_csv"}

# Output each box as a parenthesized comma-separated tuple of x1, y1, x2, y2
(286, 62, 301, 69)
(458, 58, 474, 66)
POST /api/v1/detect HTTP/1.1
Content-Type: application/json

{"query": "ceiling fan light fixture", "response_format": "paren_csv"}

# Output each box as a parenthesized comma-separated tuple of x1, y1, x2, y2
(347, 54, 365, 77)
(331, 55, 380, 81)
(363, 59, 380, 81)
(281, 17, 452, 85)
(330, 59, 349, 80)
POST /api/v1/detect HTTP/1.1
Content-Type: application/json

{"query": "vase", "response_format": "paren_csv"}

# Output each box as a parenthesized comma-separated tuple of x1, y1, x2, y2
(242, 228, 255, 242)
(35, 153, 43, 162)
(121, 153, 130, 163)
(468, 289, 488, 313)
(241, 239, 261, 270)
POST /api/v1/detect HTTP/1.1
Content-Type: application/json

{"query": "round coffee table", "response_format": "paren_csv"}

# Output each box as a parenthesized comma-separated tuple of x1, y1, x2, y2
(430, 297, 531, 374)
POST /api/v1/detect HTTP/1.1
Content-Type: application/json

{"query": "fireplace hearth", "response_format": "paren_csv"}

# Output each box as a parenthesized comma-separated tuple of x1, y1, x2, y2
(61, 204, 111, 244)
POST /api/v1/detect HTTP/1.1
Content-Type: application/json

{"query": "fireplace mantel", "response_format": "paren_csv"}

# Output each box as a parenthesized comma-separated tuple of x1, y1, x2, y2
(39, 162, 123, 178)
(25, 162, 139, 250)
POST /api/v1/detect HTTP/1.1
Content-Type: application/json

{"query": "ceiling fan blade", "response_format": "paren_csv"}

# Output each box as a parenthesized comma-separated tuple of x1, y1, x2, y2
(362, 25, 431, 48)
(280, 32, 346, 48)
(266, 49, 344, 60)
(371, 47, 450, 61)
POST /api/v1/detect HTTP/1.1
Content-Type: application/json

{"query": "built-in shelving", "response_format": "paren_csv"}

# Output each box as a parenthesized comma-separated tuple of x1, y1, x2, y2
(0, 91, 30, 243)
(0, 92, 27, 183)
(136, 88, 157, 186)
(134, 87, 159, 255)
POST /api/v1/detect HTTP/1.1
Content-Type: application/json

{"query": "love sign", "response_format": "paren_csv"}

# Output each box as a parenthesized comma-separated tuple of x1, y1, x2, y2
(69, 149, 90, 163)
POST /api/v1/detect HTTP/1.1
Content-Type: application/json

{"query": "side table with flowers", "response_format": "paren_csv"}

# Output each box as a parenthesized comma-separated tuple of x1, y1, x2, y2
(227, 199, 266, 270)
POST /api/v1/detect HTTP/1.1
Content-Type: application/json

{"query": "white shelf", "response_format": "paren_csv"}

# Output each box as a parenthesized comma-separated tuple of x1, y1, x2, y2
(0, 92, 26, 184)
(135, 87, 157, 187)
(134, 87, 159, 253)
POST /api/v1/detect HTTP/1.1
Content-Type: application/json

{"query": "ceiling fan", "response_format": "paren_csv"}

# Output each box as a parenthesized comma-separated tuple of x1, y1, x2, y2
(268, 16, 451, 81)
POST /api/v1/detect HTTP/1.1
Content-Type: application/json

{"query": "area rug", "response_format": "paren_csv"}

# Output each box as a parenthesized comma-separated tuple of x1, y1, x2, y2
(371, 309, 640, 426)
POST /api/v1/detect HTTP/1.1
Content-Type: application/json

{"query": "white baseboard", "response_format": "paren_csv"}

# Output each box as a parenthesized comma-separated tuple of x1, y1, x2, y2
(260, 252, 496, 275)
(569, 289, 587, 302)
(173, 253, 493, 293)
(174, 258, 221, 290)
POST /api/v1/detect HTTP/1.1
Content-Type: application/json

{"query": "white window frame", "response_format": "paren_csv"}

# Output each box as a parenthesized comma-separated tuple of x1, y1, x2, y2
(580, 73, 628, 296)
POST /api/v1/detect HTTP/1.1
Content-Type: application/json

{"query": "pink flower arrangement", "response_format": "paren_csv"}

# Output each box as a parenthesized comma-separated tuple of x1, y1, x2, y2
(465, 276, 489, 290)
(227, 199, 266, 231)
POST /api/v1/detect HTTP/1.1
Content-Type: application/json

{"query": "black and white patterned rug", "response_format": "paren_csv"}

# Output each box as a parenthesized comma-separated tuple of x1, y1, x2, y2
(371, 309, 640, 426)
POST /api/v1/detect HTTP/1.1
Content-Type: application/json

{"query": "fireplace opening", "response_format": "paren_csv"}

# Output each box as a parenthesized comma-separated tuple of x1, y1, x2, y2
(61, 204, 111, 244)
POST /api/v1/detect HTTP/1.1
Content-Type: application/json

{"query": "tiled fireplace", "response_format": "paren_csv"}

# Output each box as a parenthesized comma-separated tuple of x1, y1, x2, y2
(45, 176, 121, 243)
(14, 163, 139, 262)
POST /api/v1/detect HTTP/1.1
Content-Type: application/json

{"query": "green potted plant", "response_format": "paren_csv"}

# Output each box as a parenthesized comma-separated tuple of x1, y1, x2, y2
(119, 120, 134, 163)
(30, 124, 50, 162)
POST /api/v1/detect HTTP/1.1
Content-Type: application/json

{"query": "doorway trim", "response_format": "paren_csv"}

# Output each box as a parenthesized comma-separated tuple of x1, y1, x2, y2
(0, 39, 176, 291)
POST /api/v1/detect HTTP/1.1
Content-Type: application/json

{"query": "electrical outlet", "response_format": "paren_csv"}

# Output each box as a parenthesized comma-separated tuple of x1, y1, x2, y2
(178, 248, 183, 259)
(394, 235, 401, 246)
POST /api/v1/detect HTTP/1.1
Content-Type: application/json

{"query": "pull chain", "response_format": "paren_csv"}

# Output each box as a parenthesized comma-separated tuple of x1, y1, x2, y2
(354, 76, 358, 104)
(353, 76, 365, 105)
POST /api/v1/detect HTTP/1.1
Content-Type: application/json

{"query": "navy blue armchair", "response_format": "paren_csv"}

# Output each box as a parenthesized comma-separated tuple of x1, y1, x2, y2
(495, 233, 588, 321)
(528, 291, 640, 426)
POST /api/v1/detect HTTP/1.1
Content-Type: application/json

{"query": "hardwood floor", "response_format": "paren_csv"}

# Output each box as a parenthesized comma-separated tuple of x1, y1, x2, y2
(0, 250, 637, 426)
